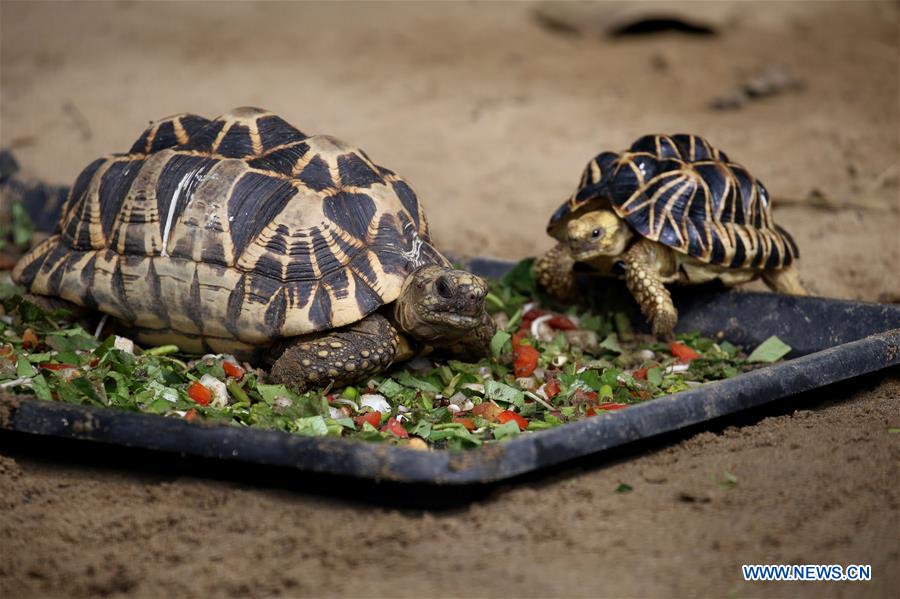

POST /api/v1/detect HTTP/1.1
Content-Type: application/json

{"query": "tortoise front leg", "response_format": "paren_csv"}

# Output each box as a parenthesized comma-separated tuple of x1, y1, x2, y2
(762, 266, 808, 296)
(269, 313, 401, 392)
(534, 242, 577, 299)
(621, 239, 678, 337)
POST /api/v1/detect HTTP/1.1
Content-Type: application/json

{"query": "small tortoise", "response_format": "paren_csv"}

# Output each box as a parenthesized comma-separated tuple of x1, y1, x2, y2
(12, 107, 495, 390)
(534, 133, 806, 335)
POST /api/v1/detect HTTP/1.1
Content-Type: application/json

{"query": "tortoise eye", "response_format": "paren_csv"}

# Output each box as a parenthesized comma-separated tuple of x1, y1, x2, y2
(435, 276, 453, 299)
(591, 228, 603, 239)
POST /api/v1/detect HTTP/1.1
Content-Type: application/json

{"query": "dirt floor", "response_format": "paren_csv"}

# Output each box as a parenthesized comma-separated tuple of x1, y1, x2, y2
(1, 1, 898, 597)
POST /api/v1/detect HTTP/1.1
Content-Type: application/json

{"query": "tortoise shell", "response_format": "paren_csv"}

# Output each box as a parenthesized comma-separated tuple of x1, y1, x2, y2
(547, 134, 799, 270)
(13, 107, 449, 355)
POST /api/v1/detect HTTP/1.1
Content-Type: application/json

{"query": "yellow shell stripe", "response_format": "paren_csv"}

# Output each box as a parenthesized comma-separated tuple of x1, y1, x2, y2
(548, 134, 798, 270)
(616, 153, 793, 268)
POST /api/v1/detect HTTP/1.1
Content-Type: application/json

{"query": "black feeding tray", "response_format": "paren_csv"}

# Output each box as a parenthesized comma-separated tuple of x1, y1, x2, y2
(2, 258, 899, 486)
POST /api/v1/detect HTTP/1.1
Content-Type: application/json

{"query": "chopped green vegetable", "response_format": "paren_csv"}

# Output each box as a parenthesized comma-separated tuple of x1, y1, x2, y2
(747, 336, 792, 363)
(490, 330, 511, 359)
(492, 420, 521, 441)
(0, 258, 790, 450)
(716, 470, 739, 488)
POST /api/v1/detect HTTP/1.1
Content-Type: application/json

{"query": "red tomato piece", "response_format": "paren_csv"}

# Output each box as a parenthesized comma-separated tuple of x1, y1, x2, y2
(223, 361, 245, 379)
(513, 344, 540, 377)
(629, 388, 653, 400)
(497, 410, 528, 430)
(546, 315, 576, 330)
(22, 328, 38, 351)
(522, 309, 547, 322)
(0, 345, 17, 365)
(572, 389, 599, 404)
(543, 379, 560, 399)
(380, 417, 409, 438)
(511, 331, 529, 348)
(39, 363, 78, 371)
(187, 381, 212, 406)
(588, 402, 629, 416)
(354, 411, 382, 429)
(184, 409, 199, 422)
(472, 402, 504, 422)
(452, 417, 476, 431)
(670, 341, 700, 362)
(633, 367, 648, 380)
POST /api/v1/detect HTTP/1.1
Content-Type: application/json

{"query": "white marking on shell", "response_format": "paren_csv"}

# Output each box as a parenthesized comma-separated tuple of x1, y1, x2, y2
(400, 223, 425, 266)
(161, 166, 207, 257)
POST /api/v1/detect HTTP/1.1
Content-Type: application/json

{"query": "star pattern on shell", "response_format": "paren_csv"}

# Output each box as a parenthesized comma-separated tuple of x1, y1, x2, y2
(13, 108, 450, 356)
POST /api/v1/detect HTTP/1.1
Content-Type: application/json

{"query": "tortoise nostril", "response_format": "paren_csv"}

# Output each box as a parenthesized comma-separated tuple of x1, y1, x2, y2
(436, 276, 453, 299)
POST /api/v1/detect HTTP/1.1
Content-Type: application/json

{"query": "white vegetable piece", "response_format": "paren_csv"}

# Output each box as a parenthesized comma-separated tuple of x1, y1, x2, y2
(448, 392, 474, 413)
(360, 393, 391, 413)
(199, 374, 229, 408)
(331, 397, 360, 412)
(531, 315, 556, 342)
(273, 396, 293, 409)
(515, 376, 537, 390)
(637, 349, 656, 361)
(113, 335, 135, 355)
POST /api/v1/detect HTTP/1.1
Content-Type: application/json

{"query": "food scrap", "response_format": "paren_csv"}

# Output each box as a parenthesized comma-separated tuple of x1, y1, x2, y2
(0, 260, 792, 450)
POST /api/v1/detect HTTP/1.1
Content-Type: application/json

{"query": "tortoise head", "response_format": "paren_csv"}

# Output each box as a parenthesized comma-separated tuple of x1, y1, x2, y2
(566, 209, 633, 260)
(394, 265, 491, 344)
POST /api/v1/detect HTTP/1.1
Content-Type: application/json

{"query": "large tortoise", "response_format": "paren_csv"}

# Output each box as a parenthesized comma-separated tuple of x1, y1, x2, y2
(12, 107, 495, 390)
(534, 133, 806, 335)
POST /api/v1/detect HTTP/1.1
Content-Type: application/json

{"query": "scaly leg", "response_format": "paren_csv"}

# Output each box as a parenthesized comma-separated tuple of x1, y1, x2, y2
(622, 239, 678, 337)
(534, 243, 577, 299)
(269, 313, 401, 392)
(762, 266, 808, 296)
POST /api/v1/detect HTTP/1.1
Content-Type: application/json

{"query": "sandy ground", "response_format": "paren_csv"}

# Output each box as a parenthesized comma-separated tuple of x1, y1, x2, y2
(0, 1, 898, 597)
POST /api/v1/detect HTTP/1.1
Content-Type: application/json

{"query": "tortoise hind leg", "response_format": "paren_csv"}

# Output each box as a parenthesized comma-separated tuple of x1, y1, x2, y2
(762, 266, 808, 296)
(269, 313, 401, 392)
(622, 239, 678, 337)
